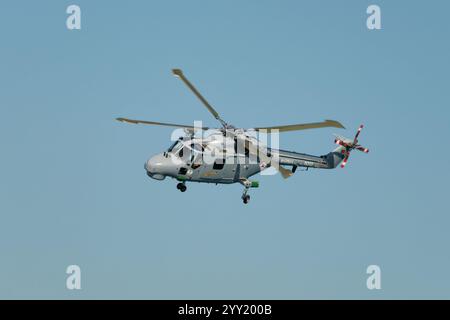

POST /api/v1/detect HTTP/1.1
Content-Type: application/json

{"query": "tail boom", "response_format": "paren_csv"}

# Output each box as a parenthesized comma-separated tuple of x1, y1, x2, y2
(269, 124, 369, 171)
(268, 148, 345, 170)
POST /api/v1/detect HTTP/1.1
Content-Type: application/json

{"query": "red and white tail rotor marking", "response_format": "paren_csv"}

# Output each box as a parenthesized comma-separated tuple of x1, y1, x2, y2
(338, 124, 369, 169)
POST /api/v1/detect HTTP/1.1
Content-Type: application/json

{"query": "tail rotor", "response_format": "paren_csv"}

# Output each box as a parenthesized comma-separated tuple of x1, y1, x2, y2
(334, 125, 369, 168)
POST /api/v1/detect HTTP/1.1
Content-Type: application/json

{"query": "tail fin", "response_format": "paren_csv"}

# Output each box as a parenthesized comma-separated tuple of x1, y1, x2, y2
(325, 146, 346, 169)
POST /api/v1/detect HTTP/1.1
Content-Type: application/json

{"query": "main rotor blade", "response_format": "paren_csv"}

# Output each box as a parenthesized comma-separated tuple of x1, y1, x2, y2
(116, 117, 209, 130)
(172, 69, 227, 127)
(254, 120, 345, 133)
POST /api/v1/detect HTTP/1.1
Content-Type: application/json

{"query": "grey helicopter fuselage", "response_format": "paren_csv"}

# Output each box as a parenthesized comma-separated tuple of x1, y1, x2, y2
(145, 132, 262, 184)
(144, 131, 347, 184)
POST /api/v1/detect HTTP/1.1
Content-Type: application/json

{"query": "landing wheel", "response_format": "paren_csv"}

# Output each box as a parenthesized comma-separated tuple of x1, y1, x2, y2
(242, 195, 250, 204)
(177, 183, 187, 192)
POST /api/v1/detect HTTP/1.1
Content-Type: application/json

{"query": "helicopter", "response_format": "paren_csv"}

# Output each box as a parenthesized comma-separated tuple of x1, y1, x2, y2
(117, 69, 369, 204)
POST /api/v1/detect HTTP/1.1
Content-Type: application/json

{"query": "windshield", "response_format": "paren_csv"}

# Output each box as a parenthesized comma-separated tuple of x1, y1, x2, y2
(168, 140, 182, 153)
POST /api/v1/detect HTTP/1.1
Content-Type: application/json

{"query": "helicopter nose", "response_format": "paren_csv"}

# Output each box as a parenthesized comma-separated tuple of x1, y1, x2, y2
(145, 156, 159, 173)
(145, 160, 152, 172)
(145, 154, 168, 180)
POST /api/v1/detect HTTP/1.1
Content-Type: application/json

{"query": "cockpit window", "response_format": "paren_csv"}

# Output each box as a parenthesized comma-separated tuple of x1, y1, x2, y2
(177, 145, 191, 161)
(190, 143, 203, 168)
(169, 141, 183, 154)
(168, 140, 180, 152)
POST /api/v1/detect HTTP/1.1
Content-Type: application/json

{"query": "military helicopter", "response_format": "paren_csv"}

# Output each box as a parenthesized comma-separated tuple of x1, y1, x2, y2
(117, 69, 369, 204)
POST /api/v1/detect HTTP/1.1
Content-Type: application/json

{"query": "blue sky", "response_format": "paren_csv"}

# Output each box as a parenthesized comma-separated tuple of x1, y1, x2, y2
(0, 0, 449, 299)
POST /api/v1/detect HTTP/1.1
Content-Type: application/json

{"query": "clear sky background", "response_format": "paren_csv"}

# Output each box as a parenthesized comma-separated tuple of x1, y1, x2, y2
(1, 0, 449, 299)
